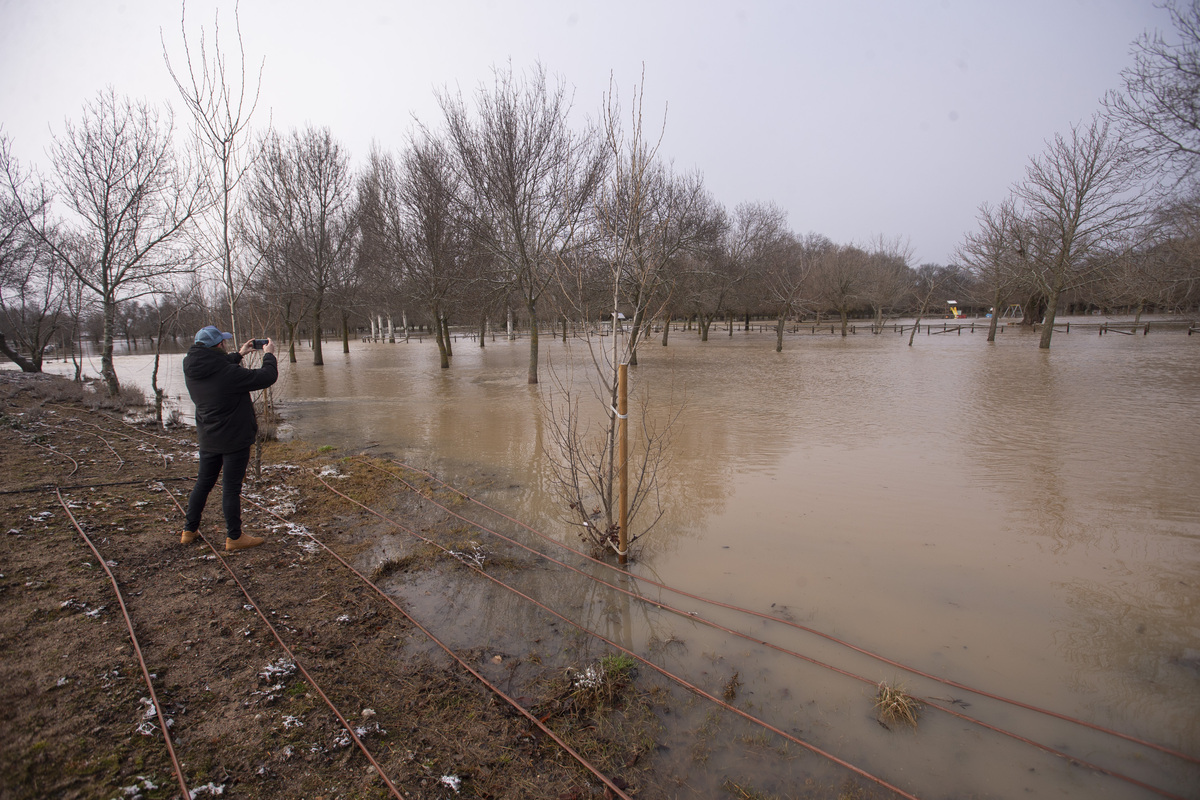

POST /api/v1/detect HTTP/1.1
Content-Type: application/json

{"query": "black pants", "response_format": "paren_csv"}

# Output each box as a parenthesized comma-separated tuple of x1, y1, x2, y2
(185, 447, 251, 539)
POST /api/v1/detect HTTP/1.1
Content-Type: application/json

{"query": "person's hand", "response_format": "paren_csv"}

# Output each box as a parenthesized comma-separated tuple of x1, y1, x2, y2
(263, 338, 276, 356)
(238, 338, 255, 356)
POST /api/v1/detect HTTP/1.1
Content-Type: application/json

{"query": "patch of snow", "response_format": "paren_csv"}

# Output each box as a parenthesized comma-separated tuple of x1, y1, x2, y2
(259, 658, 296, 681)
(570, 663, 606, 689)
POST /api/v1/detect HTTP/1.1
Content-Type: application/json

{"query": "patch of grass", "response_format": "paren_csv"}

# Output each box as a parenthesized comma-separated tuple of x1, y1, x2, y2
(318, 444, 336, 453)
(600, 652, 636, 679)
(723, 670, 742, 701)
(874, 680, 922, 729)
(565, 651, 638, 710)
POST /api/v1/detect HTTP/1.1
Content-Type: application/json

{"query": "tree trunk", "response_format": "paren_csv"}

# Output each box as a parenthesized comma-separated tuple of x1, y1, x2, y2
(839, 308, 849, 338)
(285, 321, 298, 363)
(433, 307, 450, 369)
(0, 333, 38, 372)
(526, 300, 539, 384)
(987, 287, 1002, 343)
(341, 311, 351, 354)
(776, 312, 786, 353)
(312, 300, 325, 366)
(661, 312, 670, 346)
(628, 306, 645, 366)
(101, 298, 120, 395)
(1039, 288, 1061, 349)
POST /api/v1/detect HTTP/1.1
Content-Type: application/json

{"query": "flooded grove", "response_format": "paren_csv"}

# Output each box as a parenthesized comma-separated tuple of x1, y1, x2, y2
(60, 320, 1200, 798)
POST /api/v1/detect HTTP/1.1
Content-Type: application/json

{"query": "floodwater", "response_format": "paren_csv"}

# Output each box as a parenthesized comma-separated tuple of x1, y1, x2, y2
(57, 321, 1200, 798)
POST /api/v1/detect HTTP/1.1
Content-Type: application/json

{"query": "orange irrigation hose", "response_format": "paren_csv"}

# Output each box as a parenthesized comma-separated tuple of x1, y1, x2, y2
(385, 458, 1200, 767)
(55, 489, 190, 800)
(237, 492, 638, 800)
(350, 461, 1189, 798)
(159, 490, 409, 800)
(312, 474, 923, 800)
(30, 441, 79, 476)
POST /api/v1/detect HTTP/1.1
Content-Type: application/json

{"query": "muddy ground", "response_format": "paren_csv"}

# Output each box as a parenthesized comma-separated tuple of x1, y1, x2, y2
(0, 370, 678, 800)
(0, 370, 886, 800)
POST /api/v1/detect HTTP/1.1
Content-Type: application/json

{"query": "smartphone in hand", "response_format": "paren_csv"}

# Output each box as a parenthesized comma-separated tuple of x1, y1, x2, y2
(251, 339, 269, 350)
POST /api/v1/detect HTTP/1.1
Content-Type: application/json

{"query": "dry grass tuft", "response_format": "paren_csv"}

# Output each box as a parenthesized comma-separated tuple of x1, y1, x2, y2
(874, 680, 922, 728)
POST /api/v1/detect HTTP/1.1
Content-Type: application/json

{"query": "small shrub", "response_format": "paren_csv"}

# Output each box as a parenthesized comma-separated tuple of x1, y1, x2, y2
(874, 680, 922, 728)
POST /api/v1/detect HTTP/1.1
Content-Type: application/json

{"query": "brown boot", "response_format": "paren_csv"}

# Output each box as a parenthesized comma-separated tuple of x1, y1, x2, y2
(225, 533, 265, 552)
(181, 529, 200, 544)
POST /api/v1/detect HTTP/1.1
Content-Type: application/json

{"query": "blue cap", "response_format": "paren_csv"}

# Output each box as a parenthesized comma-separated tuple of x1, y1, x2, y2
(195, 325, 234, 347)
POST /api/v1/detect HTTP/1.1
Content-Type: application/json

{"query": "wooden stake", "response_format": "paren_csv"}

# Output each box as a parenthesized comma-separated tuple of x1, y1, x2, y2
(618, 363, 629, 565)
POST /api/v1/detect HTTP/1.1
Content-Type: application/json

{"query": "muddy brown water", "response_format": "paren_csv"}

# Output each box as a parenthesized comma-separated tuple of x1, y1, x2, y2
(62, 321, 1200, 798)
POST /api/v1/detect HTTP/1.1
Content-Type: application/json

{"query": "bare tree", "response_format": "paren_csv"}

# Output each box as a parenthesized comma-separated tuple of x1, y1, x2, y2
(763, 231, 827, 351)
(1105, 1, 1200, 185)
(813, 242, 870, 336)
(248, 127, 359, 366)
(0, 136, 66, 371)
(0, 234, 67, 372)
(6, 90, 205, 394)
(861, 235, 915, 332)
(163, 1, 265, 342)
(959, 198, 1026, 342)
(1014, 116, 1147, 348)
(542, 75, 699, 555)
(684, 202, 785, 342)
(362, 139, 474, 369)
(906, 263, 963, 345)
(438, 62, 607, 384)
(1151, 192, 1200, 308)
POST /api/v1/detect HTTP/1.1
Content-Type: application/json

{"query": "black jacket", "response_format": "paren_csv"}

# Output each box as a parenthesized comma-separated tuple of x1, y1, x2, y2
(183, 344, 279, 453)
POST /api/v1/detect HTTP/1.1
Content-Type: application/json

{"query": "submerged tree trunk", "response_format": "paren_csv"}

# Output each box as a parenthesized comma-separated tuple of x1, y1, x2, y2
(986, 287, 1003, 342)
(776, 312, 786, 352)
(312, 304, 325, 366)
(1039, 288, 1061, 349)
(433, 307, 450, 369)
(526, 299, 539, 384)
(284, 321, 297, 363)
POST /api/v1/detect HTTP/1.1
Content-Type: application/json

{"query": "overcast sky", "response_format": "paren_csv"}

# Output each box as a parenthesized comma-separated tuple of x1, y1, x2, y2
(0, 0, 1171, 265)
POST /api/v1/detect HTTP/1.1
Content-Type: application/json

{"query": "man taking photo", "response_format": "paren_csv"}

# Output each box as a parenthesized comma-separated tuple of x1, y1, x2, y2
(180, 325, 278, 551)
